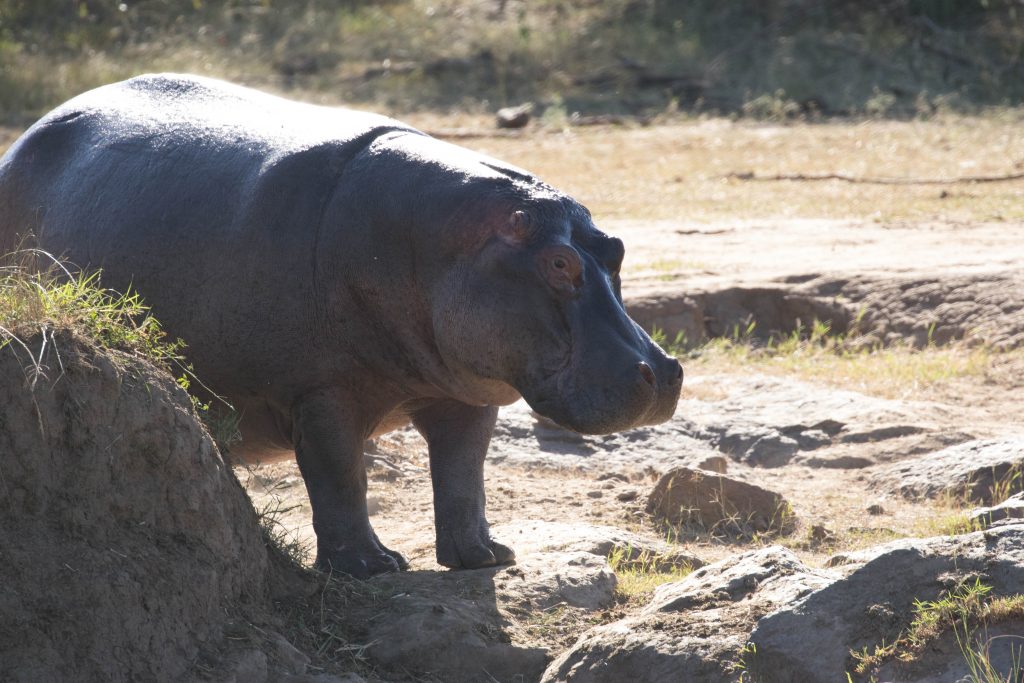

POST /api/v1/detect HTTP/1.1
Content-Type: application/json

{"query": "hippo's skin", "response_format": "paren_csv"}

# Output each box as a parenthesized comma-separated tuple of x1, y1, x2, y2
(0, 75, 682, 577)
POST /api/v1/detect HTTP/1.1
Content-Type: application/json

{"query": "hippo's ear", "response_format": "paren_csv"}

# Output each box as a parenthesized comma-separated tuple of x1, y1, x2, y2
(496, 210, 535, 245)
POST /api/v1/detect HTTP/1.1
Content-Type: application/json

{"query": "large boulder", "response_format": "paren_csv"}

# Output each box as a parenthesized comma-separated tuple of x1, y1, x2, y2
(541, 547, 833, 682)
(868, 437, 1024, 504)
(970, 492, 1024, 527)
(646, 467, 794, 534)
(747, 524, 1024, 682)
(679, 374, 946, 468)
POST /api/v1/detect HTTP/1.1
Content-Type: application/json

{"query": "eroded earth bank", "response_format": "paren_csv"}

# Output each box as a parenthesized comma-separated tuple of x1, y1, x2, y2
(3, 217, 1023, 682)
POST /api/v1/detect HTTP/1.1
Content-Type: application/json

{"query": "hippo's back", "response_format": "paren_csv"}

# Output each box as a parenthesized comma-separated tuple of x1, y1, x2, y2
(0, 73, 415, 249)
(0, 74, 417, 394)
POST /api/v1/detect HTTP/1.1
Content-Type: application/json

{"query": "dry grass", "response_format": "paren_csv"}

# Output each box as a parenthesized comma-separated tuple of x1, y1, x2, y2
(447, 114, 1024, 224)
(686, 338, 1004, 401)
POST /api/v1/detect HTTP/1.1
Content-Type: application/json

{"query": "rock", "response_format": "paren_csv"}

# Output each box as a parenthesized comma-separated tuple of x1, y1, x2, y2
(616, 489, 640, 502)
(489, 375, 938, 473)
(868, 437, 1024, 504)
(365, 583, 549, 682)
(799, 454, 874, 469)
(969, 492, 1024, 527)
(678, 374, 940, 468)
(496, 103, 533, 129)
(499, 551, 618, 610)
(808, 524, 835, 545)
(541, 547, 833, 682)
(646, 467, 794, 534)
(266, 631, 309, 675)
(865, 504, 885, 516)
(746, 524, 1024, 682)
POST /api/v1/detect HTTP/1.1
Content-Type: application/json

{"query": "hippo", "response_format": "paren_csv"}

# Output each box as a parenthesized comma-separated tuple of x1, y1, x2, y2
(0, 74, 682, 578)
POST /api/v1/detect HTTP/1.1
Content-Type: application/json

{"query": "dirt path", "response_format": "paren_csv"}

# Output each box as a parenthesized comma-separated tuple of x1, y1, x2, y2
(611, 218, 1024, 293)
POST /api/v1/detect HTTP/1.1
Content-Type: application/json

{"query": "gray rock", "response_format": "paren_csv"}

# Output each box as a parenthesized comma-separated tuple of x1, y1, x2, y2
(746, 524, 1024, 682)
(498, 551, 617, 610)
(496, 103, 533, 129)
(868, 437, 1024, 504)
(679, 374, 941, 467)
(365, 587, 548, 682)
(646, 467, 794, 534)
(969, 491, 1024, 527)
(541, 547, 833, 682)
(488, 375, 941, 473)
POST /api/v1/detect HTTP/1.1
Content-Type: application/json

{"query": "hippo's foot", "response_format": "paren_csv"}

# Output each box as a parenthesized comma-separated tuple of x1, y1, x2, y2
(436, 526, 516, 570)
(373, 531, 410, 571)
(315, 537, 408, 579)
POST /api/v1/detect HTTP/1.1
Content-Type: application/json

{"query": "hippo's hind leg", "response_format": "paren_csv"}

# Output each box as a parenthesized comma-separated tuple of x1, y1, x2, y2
(412, 400, 515, 569)
(291, 388, 406, 578)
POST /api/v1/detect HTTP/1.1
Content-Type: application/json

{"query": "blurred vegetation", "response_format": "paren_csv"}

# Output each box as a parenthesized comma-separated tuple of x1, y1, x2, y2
(0, 0, 1021, 123)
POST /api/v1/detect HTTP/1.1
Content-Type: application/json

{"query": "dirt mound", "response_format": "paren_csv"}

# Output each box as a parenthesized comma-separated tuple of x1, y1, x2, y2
(627, 270, 1024, 350)
(0, 330, 282, 680)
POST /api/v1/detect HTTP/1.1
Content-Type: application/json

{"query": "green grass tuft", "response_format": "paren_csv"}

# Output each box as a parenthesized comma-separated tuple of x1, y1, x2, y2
(850, 579, 1024, 680)
(0, 249, 184, 368)
(607, 544, 694, 602)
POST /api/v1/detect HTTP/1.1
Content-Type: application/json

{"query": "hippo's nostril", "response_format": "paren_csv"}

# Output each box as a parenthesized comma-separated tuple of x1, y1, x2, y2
(637, 361, 656, 387)
(667, 360, 683, 387)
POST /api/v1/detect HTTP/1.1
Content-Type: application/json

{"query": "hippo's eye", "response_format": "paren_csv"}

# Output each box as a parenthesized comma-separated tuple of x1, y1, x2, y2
(539, 246, 583, 295)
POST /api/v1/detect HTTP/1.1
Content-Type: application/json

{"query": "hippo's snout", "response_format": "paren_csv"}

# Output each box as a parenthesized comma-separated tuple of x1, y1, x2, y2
(526, 347, 683, 436)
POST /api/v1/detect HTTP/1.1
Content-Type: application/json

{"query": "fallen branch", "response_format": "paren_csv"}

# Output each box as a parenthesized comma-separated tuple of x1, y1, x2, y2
(725, 170, 1024, 185)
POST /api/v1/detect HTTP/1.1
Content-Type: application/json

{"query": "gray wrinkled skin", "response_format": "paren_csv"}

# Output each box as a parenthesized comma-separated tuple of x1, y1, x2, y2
(0, 74, 683, 577)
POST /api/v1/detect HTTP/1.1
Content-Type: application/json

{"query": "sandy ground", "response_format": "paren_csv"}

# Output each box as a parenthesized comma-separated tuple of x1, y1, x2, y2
(611, 218, 1024, 294)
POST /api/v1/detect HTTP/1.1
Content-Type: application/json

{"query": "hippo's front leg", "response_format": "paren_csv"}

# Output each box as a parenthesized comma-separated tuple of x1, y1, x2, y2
(413, 400, 516, 569)
(292, 389, 408, 578)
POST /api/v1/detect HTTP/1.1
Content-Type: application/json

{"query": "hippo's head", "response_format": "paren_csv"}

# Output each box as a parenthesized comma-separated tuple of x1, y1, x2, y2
(433, 193, 682, 435)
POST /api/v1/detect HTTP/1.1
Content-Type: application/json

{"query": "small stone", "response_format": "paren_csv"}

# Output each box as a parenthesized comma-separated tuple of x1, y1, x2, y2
(496, 103, 533, 129)
(616, 489, 640, 502)
(866, 504, 885, 515)
(809, 524, 835, 544)
(587, 490, 603, 499)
